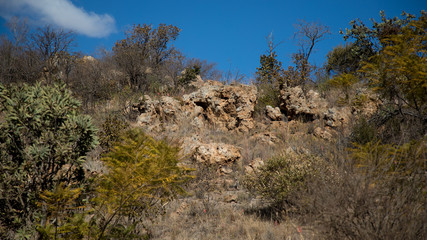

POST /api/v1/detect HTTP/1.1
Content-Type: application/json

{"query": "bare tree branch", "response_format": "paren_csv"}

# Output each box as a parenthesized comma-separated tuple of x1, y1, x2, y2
(294, 20, 330, 61)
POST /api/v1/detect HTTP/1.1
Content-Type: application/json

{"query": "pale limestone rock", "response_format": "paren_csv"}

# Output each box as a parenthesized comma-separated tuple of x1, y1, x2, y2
(223, 194, 238, 203)
(279, 86, 327, 121)
(193, 142, 241, 165)
(134, 79, 257, 132)
(219, 165, 233, 174)
(313, 127, 333, 141)
(82, 55, 95, 62)
(250, 132, 280, 145)
(189, 75, 204, 88)
(323, 107, 351, 129)
(245, 158, 264, 174)
(265, 105, 282, 121)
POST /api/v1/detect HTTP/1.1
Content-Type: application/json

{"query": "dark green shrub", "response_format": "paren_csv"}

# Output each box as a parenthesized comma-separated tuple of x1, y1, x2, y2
(254, 83, 281, 118)
(178, 64, 201, 87)
(350, 117, 377, 144)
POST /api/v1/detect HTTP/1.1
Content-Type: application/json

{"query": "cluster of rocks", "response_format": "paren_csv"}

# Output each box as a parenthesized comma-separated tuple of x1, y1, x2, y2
(132, 79, 369, 140)
(129, 78, 378, 197)
(280, 86, 328, 121)
(133, 80, 257, 133)
(127, 77, 383, 213)
(131, 79, 369, 172)
(279, 86, 352, 128)
(180, 134, 241, 175)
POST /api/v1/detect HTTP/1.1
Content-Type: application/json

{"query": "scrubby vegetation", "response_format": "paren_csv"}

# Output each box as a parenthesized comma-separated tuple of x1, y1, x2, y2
(0, 10, 425, 240)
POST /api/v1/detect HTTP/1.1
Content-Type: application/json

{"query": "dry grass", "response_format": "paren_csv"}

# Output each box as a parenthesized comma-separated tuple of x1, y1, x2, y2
(150, 199, 319, 240)
(88, 90, 426, 240)
(141, 116, 332, 239)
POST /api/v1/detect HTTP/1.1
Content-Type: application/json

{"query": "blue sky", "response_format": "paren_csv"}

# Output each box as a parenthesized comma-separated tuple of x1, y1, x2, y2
(0, 0, 425, 80)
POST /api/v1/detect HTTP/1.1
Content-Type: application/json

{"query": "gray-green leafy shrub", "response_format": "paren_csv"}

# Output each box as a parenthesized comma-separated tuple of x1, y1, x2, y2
(243, 151, 317, 210)
(0, 82, 98, 233)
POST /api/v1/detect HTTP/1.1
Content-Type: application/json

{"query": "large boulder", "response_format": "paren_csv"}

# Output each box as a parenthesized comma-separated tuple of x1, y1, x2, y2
(135, 95, 183, 132)
(279, 86, 327, 121)
(193, 142, 242, 165)
(182, 136, 242, 175)
(183, 81, 257, 132)
(265, 105, 282, 121)
(323, 107, 351, 129)
(135, 80, 257, 132)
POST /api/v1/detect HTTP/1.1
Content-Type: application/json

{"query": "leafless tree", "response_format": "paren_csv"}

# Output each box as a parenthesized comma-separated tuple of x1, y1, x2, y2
(223, 64, 246, 84)
(31, 25, 75, 83)
(265, 32, 284, 58)
(291, 20, 330, 87)
(6, 17, 29, 50)
(293, 20, 330, 62)
(0, 17, 39, 84)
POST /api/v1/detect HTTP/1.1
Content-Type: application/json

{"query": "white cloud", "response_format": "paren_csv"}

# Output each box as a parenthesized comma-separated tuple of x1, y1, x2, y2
(0, 0, 116, 37)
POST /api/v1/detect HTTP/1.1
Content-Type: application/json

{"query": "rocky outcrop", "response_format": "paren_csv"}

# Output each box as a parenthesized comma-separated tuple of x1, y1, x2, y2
(183, 81, 257, 132)
(193, 143, 242, 166)
(189, 75, 205, 89)
(244, 158, 264, 174)
(279, 86, 327, 121)
(323, 107, 351, 129)
(135, 95, 184, 132)
(135, 80, 257, 132)
(279, 86, 355, 137)
(265, 105, 282, 121)
(181, 135, 242, 175)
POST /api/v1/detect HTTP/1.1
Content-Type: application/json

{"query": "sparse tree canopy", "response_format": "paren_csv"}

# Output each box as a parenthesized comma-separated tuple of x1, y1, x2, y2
(361, 12, 427, 118)
(31, 25, 74, 63)
(0, 18, 40, 84)
(256, 52, 284, 85)
(31, 26, 75, 83)
(326, 43, 362, 75)
(113, 24, 181, 90)
(340, 11, 417, 66)
(256, 33, 284, 86)
(290, 20, 330, 86)
(255, 33, 284, 109)
(6, 17, 29, 49)
(294, 20, 330, 62)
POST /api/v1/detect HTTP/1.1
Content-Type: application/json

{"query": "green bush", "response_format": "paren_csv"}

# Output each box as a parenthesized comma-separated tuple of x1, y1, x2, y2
(95, 128, 194, 238)
(36, 183, 90, 240)
(178, 64, 201, 87)
(99, 113, 129, 151)
(254, 83, 281, 118)
(350, 117, 377, 144)
(351, 139, 426, 176)
(243, 151, 317, 210)
(0, 82, 98, 234)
